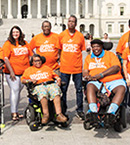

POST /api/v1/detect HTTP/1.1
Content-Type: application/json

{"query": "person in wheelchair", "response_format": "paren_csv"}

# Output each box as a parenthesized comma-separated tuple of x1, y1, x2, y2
(21, 54, 67, 124)
(83, 39, 126, 124)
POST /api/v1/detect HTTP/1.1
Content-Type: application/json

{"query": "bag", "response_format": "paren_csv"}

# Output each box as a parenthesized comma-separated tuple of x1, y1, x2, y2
(97, 83, 110, 107)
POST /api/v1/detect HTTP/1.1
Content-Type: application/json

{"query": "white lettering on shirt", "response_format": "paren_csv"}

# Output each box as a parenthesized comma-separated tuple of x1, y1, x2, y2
(13, 47, 28, 56)
(63, 44, 78, 52)
(39, 44, 55, 52)
(30, 72, 49, 80)
(89, 62, 107, 69)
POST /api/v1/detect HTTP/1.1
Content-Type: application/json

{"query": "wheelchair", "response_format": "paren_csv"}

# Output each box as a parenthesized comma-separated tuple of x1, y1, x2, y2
(24, 82, 69, 131)
(82, 80, 127, 132)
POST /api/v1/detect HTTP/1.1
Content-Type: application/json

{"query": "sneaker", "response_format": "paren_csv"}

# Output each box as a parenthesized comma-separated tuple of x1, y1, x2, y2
(41, 114, 49, 124)
(56, 113, 67, 123)
(104, 113, 116, 128)
(75, 111, 85, 120)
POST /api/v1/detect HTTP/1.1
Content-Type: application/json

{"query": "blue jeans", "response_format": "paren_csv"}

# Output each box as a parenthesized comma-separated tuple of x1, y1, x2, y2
(61, 72, 83, 113)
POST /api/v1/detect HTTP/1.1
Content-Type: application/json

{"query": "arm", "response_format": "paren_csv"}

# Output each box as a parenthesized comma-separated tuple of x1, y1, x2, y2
(123, 60, 130, 86)
(92, 65, 120, 81)
(4, 57, 16, 81)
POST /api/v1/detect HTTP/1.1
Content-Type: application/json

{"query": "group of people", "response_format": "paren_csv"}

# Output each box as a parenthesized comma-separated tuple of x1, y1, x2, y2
(0, 15, 130, 125)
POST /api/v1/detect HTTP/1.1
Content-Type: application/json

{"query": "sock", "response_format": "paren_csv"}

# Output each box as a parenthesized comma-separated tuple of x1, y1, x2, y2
(107, 103, 119, 114)
(88, 103, 97, 113)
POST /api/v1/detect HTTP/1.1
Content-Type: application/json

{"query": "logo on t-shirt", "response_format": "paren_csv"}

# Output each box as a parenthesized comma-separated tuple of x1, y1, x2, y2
(89, 62, 107, 69)
(30, 72, 49, 80)
(63, 44, 78, 52)
(39, 44, 55, 52)
(68, 39, 73, 43)
(44, 40, 49, 44)
(13, 47, 28, 56)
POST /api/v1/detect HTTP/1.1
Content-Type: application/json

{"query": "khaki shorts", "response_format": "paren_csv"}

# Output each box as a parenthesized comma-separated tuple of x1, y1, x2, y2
(32, 83, 62, 101)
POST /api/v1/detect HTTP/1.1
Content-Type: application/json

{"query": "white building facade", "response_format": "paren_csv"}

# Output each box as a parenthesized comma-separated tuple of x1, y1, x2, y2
(0, 0, 130, 38)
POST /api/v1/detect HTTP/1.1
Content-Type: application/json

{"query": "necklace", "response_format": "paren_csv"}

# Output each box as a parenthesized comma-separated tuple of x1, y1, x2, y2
(95, 58, 101, 67)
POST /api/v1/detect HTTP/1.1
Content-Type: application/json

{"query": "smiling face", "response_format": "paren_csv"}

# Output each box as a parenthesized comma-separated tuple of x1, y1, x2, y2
(12, 28, 20, 41)
(32, 57, 42, 68)
(42, 22, 51, 36)
(92, 44, 103, 56)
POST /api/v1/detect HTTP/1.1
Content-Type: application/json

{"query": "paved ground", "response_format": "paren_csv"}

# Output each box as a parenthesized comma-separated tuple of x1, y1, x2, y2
(1, 40, 130, 144)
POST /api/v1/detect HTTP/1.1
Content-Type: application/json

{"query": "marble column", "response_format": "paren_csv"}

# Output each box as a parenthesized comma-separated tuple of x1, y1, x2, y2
(85, 0, 89, 18)
(37, 0, 42, 18)
(47, 0, 51, 17)
(66, 0, 69, 18)
(27, 0, 32, 18)
(75, 0, 80, 18)
(57, 0, 60, 17)
(0, 0, 2, 18)
(7, 0, 13, 18)
(17, 0, 22, 19)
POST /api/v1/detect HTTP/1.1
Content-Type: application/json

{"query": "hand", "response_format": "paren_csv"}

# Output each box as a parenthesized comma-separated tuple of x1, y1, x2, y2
(91, 74, 101, 81)
(84, 75, 93, 81)
(10, 72, 16, 81)
(126, 79, 130, 86)
(30, 79, 37, 84)
(56, 78, 61, 86)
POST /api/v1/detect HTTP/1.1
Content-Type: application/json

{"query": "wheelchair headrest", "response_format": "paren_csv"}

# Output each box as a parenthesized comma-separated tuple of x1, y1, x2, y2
(103, 42, 113, 51)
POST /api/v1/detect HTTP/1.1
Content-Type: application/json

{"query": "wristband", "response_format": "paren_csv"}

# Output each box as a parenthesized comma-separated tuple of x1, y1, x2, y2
(99, 73, 104, 78)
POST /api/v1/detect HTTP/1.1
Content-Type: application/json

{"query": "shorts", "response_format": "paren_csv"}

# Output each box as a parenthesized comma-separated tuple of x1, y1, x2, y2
(88, 79, 126, 93)
(32, 83, 62, 101)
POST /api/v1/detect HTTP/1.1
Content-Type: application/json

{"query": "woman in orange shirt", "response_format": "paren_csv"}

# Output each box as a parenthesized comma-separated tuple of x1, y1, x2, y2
(21, 54, 67, 124)
(3, 26, 33, 121)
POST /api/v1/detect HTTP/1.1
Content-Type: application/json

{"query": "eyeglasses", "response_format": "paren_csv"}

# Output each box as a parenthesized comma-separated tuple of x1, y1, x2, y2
(33, 59, 41, 62)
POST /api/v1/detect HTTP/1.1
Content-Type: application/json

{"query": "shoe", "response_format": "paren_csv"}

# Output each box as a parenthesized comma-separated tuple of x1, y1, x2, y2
(56, 113, 67, 123)
(75, 111, 85, 120)
(11, 113, 19, 121)
(16, 113, 24, 119)
(41, 114, 49, 124)
(104, 113, 116, 128)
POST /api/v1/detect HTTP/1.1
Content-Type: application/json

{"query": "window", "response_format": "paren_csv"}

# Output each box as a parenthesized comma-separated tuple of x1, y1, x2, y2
(120, 24, 124, 33)
(108, 24, 112, 33)
(120, 7, 124, 15)
(108, 7, 112, 16)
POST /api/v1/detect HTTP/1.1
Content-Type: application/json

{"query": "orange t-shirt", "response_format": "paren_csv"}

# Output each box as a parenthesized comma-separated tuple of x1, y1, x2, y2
(116, 31, 130, 54)
(29, 32, 60, 70)
(3, 40, 33, 75)
(59, 29, 85, 74)
(122, 47, 130, 74)
(0, 47, 3, 60)
(83, 50, 123, 83)
(21, 64, 58, 84)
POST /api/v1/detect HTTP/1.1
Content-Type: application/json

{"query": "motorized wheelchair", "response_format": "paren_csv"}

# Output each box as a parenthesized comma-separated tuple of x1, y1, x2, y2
(24, 82, 69, 131)
(82, 80, 127, 132)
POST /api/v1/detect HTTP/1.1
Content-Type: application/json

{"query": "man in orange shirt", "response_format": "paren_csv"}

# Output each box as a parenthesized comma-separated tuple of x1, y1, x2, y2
(29, 21, 60, 75)
(116, 19, 130, 56)
(83, 39, 126, 121)
(59, 15, 85, 120)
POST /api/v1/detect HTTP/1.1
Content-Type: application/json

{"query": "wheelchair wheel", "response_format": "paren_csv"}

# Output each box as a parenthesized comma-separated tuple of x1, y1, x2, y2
(29, 121, 39, 131)
(25, 105, 35, 125)
(120, 105, 127, 128)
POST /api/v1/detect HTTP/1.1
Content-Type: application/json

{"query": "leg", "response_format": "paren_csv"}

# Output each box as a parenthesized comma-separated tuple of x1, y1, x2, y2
(5, 74, 23, 120)
(53, 95, 62, 114)
(73, 73, 83, 112)
(53, 95, 67, 123)
(61, 73, 71, 112)
(40, 97, 49, 115)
